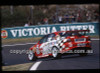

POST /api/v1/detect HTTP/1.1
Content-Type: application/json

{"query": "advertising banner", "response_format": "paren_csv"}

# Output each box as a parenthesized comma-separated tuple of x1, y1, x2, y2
(1, 22, 99, 39)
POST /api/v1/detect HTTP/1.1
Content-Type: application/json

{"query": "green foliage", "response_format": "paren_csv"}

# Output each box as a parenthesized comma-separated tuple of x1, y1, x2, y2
(1, 6, 29, 28)
(1, 6, 52, 27)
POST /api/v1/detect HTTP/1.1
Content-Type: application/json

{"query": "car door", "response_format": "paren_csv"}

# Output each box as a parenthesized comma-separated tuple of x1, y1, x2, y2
(47, 33, 56, 48)
(45, 33, 57, 54)
(35, 35, 47, 56)
(39, 35, 49, 55)
(39, 34, 56, 55)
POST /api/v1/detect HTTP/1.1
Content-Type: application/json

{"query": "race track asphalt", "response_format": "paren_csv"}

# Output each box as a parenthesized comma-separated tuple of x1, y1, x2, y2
(2, 40, 99, 70)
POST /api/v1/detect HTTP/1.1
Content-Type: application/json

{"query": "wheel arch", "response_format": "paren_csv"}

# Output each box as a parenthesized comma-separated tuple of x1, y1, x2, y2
(52, 46, 60, 53)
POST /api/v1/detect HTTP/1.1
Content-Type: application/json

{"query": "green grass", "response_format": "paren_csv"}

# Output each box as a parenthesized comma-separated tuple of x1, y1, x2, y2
(2, 63, 33, 71)
(2, 37, 42, 45)
(90, 35, 99, 38)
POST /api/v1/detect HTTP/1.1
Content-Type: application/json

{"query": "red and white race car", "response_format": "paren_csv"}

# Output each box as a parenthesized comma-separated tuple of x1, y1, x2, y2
(28, 30, 91, 61)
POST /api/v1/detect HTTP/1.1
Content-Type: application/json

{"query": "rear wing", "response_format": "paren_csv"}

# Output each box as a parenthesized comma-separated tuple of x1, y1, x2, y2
(52, 30, 90, 35)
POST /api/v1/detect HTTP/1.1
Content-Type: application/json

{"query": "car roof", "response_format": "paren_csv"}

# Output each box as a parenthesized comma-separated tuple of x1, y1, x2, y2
(47, 31, 65, 35)
(47, 30, 89, 35)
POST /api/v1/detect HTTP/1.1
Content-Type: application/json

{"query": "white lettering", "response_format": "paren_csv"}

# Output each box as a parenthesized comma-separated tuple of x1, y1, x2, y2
(22, 29, 28, 36)
(40, 27, 47, 35)
(89, 25, 95, 33)
(70, 26, 76, 31)
(10, 30, 18, 37)
(83, 25, 88, 30)
(60, 26, 66, 31)
(82, 25, 88, 33)
(28, 28, 33, 36)
(66, 26, 70, 31)
(47, 27, 50, 34)
(76, 26, 82, 30)
(51, 27, 57, 33)
(33, 28, 40, 35)
(18, 29, 22, 37)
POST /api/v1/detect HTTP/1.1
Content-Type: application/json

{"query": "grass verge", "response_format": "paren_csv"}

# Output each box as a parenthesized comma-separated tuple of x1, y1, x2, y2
(2, 37, 42, 45)
(90, 35, 99, 38)
(2, 63, 33, 71)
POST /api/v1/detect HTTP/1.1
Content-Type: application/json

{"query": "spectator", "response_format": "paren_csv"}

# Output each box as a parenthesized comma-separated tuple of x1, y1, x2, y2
(76, 11, 81, 22)
(74, 14, 77, 22)
(37, 22, 41, 25)
(24, 21, 31, 27)
(71, 14, 75, 23)
(28, 21, 32, 26)
(43, 18, 48, 25)
(65, 14, 69, 23)
(52, 15, 56, 23)
(86, 11, 91, 22)
(40, 18, 44, 24)
(24, 23, 29, 27)
(94, 13, 99, 21)
(58, 15, 63, 23)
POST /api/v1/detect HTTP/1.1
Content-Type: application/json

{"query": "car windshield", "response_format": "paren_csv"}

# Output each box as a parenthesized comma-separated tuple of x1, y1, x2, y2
(39, 35, 47, 44)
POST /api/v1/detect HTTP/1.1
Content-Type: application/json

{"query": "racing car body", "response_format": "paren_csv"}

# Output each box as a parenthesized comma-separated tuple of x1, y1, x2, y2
(28, 30, 91, 61)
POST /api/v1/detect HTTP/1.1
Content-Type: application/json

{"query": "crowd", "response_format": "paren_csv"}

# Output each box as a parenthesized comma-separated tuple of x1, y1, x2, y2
(37, 10, 99, 25)
(25, 8, 99, 26)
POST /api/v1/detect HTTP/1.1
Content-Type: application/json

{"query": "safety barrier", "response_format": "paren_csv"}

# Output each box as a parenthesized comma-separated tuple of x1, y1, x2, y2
(1, 22, 99, 39)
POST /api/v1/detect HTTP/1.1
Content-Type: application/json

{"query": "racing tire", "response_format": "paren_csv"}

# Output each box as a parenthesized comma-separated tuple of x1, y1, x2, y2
(28, 50, 37, 61)
(52, 47, 61, 59)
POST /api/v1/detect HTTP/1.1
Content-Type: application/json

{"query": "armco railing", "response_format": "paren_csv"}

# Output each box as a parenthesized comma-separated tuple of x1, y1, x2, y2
(1, 22, 99, 39)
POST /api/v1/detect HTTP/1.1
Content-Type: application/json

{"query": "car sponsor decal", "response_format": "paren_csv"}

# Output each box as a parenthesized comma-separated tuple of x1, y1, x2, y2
(68, 42, 73, 47)
(58, 39, 68, 49)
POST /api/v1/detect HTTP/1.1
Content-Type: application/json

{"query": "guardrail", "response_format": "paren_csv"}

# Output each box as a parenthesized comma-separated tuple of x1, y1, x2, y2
(1, 22, 99, 39)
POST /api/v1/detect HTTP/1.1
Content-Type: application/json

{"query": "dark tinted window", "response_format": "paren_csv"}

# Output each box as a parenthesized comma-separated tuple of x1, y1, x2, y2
(71, 32, 82, 36)
(48, 33, 55, 38)
(39, 35, 48, 44)
(59, 32, 82, 37)
(59, 32, 71, 37)
(47, 33, 55, 41)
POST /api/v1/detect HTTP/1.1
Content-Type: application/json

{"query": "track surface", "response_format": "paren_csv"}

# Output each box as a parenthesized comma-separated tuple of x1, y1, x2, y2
(2, 40, 99, 70)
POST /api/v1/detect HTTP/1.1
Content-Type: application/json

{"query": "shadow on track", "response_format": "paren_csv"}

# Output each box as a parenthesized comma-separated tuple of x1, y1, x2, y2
(36, 54, 93, 62)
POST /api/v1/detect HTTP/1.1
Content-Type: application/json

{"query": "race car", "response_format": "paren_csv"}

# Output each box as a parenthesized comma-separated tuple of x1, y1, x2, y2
(28, 30, 91, 61)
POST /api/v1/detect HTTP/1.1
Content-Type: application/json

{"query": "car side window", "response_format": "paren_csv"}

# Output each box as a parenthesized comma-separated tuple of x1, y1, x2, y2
(59, 32, 71, 37)
(47, 33, 55, 42)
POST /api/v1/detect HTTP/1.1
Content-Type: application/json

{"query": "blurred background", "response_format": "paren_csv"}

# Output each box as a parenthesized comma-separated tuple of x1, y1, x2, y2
(1, 4, 99, 28)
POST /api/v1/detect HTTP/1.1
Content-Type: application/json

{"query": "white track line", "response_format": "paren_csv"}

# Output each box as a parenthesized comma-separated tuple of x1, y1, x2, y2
(2, 38, 99, 47)
(2, 43, 37, 47)
(91, 39, 100, 40)
(30, 61, 42, 71)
